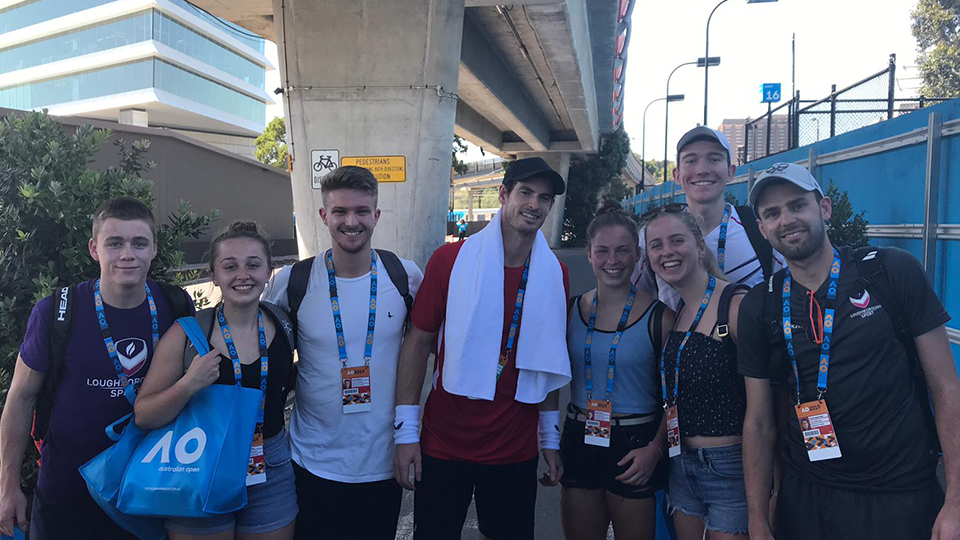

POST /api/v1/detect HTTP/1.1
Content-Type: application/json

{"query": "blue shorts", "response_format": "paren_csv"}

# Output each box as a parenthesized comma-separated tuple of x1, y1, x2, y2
(166, 430, 299, 535)
(666, 442, 748, 535)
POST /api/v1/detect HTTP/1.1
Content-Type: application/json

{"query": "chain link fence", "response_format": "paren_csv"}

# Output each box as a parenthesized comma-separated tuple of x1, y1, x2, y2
(740, 54, 949, 164)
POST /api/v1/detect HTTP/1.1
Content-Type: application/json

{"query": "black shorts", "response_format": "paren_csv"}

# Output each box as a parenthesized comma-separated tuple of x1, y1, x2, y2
(414, 453, 538, 540)
(30, 489, 137, 540)
(776, 473, 944, 540)
(292, 462, 402, 540)
(559, 408, 667, 499)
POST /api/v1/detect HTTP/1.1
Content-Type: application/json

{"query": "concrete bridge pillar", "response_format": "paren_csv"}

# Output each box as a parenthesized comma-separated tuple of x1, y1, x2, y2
(274, 0, 465, 267)
(517, 151, 571, 248)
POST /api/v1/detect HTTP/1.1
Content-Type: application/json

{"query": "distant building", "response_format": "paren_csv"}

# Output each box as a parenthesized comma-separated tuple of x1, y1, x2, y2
(0, 0, 274, 158)
(719, 116, 790, 164)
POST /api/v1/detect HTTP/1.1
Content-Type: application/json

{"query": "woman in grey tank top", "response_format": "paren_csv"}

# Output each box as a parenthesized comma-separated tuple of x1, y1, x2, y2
(559, 201, 674, 540)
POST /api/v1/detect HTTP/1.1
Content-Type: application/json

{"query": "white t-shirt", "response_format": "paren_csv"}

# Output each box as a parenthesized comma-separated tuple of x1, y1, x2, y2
(636, 205, 783, 310)
(262, 252, 423, 483)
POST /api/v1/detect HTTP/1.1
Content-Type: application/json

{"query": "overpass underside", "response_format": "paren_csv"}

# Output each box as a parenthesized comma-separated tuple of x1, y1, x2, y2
(189, 0, 631, 263)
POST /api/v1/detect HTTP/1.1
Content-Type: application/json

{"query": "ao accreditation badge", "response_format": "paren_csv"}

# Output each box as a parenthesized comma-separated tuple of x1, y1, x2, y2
(327, 249, 377, 414)
(782, 250, 844, 461)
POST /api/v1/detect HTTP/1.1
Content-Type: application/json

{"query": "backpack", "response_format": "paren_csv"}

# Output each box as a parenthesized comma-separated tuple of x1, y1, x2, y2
(32, 282, 193, 445)
(759, 246, 940, 453)
(736, 205, 775, 281)
(286, 250, 414, 335)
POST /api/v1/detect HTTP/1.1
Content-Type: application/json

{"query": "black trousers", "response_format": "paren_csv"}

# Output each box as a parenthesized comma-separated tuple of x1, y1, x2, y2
(292, 462, 402, 540)
(30, 489, 137, 540)
(413, 454, 538, 540)
(776, 473, 944, 540)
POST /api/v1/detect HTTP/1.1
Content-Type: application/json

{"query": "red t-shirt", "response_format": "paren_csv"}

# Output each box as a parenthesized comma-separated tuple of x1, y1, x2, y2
(412, 241, 570, 464)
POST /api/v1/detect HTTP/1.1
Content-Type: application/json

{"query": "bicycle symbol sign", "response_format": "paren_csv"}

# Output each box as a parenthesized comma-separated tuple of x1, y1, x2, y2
(311, 149, 340, 189)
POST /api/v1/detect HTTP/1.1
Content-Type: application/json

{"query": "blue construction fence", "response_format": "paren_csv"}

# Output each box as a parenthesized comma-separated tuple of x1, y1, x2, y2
(626, 98, 960, 361)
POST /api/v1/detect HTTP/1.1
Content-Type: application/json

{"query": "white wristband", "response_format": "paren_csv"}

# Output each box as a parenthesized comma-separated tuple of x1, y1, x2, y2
(538, 410, 561, 451)
(394, 405, 421, 445)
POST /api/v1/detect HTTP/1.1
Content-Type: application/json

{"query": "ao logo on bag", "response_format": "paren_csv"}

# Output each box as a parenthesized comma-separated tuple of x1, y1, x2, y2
(142, 427, 207, 471)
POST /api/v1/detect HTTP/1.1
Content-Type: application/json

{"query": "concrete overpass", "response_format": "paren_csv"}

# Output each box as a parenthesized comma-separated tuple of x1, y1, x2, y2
(190, 0, 634, 264)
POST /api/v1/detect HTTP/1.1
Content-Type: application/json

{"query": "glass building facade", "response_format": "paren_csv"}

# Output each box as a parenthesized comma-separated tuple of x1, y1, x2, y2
(0, 0, 269, 133)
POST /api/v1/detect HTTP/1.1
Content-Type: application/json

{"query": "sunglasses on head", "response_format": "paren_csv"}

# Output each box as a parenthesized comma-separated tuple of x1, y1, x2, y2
(639, 202, 688, 224)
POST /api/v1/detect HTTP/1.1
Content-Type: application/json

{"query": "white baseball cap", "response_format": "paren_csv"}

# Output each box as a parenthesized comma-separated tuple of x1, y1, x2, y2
(676, 126, 733, 162)
(748, 162, 824, 207)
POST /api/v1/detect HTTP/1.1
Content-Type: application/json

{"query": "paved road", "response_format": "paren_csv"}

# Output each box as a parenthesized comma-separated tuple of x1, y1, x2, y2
(395, 248, 600, 540)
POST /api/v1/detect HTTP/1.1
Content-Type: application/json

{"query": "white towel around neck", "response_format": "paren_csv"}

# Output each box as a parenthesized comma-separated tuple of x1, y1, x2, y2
(442, 210, 571, 403)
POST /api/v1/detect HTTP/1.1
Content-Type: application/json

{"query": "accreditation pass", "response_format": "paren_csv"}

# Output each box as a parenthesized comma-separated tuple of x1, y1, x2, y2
(795, 400, 842, 461)
(342, 365, 372, 413)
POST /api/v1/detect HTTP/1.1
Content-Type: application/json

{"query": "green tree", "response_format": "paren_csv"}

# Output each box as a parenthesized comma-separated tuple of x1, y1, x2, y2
(724, 192, 742, 207)
(911, 0, 960, 97)
(452, 135, 469, 175)
(255, 116, 288, 169)
(640, 158, 675, 186)
(0, 111, 217, 418)
(562, 127, 631, 246)
(825, 180, 869, 248)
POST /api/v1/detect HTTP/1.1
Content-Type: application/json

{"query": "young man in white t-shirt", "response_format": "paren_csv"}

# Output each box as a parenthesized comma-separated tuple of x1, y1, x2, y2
(263, 166, 423, 540)
(637, 126, 783, 308)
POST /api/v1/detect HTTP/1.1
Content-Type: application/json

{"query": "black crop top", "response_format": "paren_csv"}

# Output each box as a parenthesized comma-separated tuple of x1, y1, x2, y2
(204, 321, 295, 439)
(661, 286, 746, 438)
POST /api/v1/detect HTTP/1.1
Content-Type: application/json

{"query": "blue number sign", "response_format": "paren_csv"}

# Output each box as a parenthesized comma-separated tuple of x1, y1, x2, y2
(761, 83, 781, 103)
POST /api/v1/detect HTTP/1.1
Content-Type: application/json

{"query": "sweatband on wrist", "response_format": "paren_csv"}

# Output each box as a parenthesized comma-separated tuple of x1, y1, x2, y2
(393, 405, 421, 445)
(538, 410, 561, 451)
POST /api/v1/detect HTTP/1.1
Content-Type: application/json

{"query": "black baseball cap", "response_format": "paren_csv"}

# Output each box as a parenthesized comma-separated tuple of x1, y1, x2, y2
(502, 157, 566, 195)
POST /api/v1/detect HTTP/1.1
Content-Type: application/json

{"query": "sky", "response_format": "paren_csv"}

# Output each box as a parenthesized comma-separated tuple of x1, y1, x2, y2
(623, 0, 921, 165)
(262, 0, 921, 164)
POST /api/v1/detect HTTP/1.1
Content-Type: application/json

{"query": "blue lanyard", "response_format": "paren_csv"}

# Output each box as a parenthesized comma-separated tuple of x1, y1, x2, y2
(782, 249, 841, 403)
(217, 305, 269, 423)
(660, 275, 717, 406)
(93, 279, 158, 406)
(326, 249, 377, 366)
(498, 256, 531, 380)
(584, 285, 637, 401)
(716, 204, 732, 272)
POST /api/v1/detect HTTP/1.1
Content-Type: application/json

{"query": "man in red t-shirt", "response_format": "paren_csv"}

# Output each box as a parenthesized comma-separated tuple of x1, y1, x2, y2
(393, 157, 571, 540)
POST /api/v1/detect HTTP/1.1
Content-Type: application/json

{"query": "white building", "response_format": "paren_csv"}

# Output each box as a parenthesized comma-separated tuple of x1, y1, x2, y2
(0, 0, 274, 158)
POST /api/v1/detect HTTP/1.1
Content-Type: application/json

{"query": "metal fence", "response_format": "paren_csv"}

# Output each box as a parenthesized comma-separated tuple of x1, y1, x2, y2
(741, 54, 949, 163)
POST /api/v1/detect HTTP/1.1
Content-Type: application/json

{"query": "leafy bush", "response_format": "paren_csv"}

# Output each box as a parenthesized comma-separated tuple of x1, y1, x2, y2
(0, 110, 217, 413)
(825, 180, 869, 248)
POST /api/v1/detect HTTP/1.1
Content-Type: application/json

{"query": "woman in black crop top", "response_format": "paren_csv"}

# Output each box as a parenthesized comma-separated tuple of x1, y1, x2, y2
(136, 222, 297, 539)
(645, 208, 749, 540)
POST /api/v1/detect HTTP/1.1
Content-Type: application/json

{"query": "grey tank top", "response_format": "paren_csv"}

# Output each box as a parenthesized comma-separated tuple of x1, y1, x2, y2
(567, 297, 662, 414)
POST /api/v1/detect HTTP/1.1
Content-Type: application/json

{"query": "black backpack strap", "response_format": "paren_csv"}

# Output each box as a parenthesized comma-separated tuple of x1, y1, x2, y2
(568, 294, 581, 315)
(260, 301, 296, 351)
(853, 246, 941, 453)
(762, 271, 790, 383)
(737, 205, 774, 280)
(650, 301, 666, 360)
(286, 256, 316, 326)
(716, 283, 750, 340)
(157, 282, 193, 318)
(375, 249, 413, 312)
(34, 284, 76, 442)
(375, 249, 414, 333)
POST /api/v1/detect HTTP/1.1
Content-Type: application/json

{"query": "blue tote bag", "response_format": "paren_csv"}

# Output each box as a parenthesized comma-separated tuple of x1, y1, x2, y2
(116, 316, 262, 517)
(81, 315, 261, 531)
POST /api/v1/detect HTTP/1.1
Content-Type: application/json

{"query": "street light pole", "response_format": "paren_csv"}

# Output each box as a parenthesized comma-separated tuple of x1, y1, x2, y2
(643, 95, 684, 189)
(703, 0, 729, 126)
(665, 62, 697, 200)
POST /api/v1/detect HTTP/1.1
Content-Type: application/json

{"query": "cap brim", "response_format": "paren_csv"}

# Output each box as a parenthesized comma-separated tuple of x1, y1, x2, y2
(749, 175, 818, 207)
(506, 169, 566, 195)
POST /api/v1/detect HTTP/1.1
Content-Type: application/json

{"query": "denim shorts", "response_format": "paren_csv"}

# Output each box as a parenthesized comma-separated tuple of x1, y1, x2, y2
(166, 429, 299, 535)
(667, 442, 748, 535)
